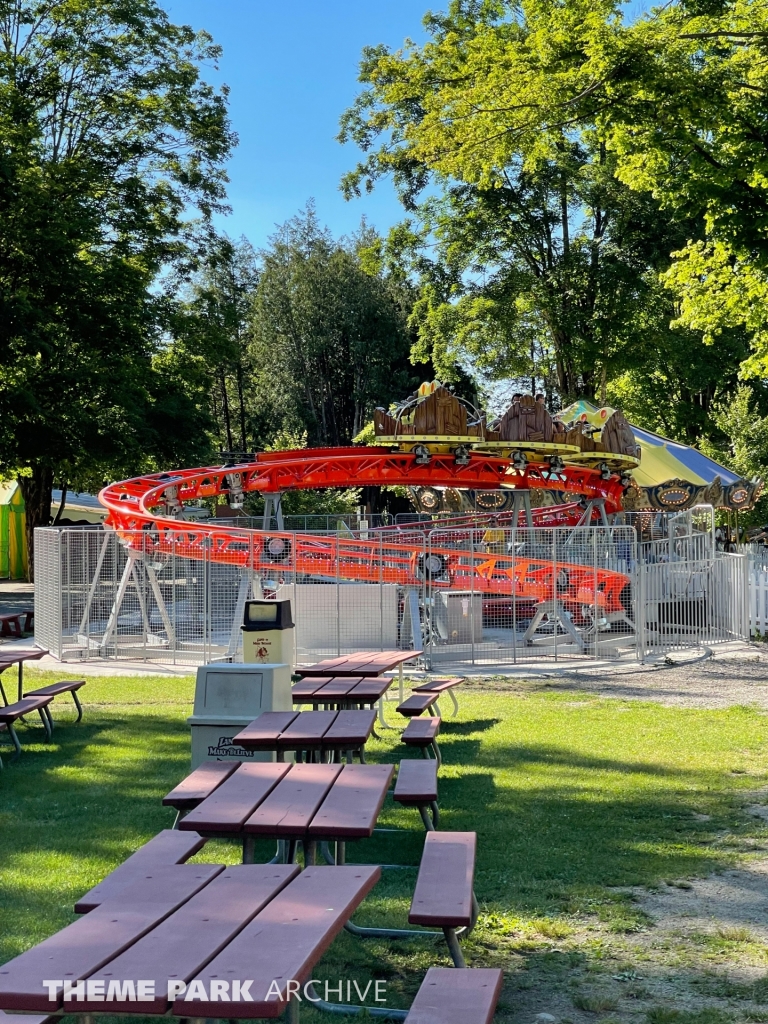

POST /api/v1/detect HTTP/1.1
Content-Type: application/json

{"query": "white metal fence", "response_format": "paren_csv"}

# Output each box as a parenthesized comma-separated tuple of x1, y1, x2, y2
(34, 523, 752, 668)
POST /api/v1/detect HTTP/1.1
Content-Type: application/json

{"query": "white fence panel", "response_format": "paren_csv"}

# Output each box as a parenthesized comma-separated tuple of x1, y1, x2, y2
(750, 570, 768, 635)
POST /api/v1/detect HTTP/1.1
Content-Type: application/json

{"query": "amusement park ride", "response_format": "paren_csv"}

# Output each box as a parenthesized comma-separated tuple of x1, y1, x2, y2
(98, 384, 643, 652)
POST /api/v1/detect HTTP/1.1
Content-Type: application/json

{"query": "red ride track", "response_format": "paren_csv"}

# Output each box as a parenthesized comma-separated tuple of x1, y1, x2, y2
(99, 447, 630, 616)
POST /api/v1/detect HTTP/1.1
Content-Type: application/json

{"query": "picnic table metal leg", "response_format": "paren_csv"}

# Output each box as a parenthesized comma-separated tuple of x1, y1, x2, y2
(320, 841, 335, 865)
(7, 722, 22, 761)
(418, 805, 436, 832)
(448, 688, 460, 717)
(39, 706, 53, 740)
(286, 994, 301, 1023)
(344, 919, 440, 939)
(243, 835, 256, 864)
(304, 839, 317, 866)
(287, 839, 298, 863)
(72, 688, 84, 722)
(17, 660, 23, 703)
(430, 800, 440, 827)
(0, 673, 8, 707)
(442, 926, 467, 967)
(376, 696, 395, 730)
(303, 981, 407, 1019)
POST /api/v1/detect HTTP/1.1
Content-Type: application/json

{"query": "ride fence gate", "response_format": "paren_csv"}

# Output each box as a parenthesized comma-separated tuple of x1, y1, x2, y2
(34, 523, 751, 668)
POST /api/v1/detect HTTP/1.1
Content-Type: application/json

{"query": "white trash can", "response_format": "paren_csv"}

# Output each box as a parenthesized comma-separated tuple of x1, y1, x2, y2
(188, 662, 292, 769)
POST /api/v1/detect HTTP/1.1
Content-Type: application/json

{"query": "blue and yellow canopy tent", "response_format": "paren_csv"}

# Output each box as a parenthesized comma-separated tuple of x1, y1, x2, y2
(558, 400, 763, 512)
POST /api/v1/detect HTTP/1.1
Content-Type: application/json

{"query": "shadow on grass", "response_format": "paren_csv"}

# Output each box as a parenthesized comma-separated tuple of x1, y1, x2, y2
(439, 717, 502, 735)
(3, 692, 766, 1024)
(440, 735, 723, 779)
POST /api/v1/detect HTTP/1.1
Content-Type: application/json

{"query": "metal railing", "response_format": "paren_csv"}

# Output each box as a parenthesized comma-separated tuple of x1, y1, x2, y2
(33, 524, 751, 667)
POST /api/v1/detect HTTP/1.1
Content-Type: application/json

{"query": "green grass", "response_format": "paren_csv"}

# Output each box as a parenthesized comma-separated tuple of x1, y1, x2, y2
(3, 672, 768, 1022)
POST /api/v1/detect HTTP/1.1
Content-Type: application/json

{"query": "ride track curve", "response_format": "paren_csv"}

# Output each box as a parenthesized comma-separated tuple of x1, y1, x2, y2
(99, 446, 632, 620)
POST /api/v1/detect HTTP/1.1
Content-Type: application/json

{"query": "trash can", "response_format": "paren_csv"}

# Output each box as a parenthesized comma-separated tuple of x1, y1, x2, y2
(188, 662, 292, 769)
(241, 598, 295, 671)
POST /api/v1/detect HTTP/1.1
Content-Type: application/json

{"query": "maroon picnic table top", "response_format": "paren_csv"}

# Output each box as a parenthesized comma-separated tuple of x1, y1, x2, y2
(232, 708, 376, 758)
(0, 648, 49, 704)
(291, 675, 394, 708)
(178, 760, 394, 852)
(294, 649, 422, 678)
(0, 862, 381, 1017)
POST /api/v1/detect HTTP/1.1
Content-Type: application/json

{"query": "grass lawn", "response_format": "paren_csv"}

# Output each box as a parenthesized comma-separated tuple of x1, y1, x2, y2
(3, 671, 768, 1024)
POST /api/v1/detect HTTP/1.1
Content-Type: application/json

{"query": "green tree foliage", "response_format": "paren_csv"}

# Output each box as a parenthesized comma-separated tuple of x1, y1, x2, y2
(338, 1, 693, 402)
(249, 204, 421, 446)
(0, 0, 234, 574)
(172, 235, 259, 454)
(338, 0, 760, 431)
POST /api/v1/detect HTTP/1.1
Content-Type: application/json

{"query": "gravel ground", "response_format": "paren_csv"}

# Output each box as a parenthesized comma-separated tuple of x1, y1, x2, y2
(467, 643, 768, 710)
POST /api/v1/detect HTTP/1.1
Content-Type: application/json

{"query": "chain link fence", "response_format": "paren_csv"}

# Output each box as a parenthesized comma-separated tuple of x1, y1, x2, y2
(34, 519, 750, 667)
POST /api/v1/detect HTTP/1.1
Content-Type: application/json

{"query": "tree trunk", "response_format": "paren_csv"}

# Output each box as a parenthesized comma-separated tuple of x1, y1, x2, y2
(18, 464, 54, 583)
(52, 481, 68, 526)
(220, 369, 233, 451)
(236, 362, 247, 452)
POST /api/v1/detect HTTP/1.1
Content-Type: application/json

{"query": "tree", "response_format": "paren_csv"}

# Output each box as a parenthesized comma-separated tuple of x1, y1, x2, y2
(0, 0, 234, 576)
(599, 0, 768, 377)
(249, 204, 420, 446)
(173, 235, 259, 453)
(339, 0, 717, 406)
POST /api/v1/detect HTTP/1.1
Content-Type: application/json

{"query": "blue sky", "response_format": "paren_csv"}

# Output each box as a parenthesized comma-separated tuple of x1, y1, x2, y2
(166, 1, 429, 249)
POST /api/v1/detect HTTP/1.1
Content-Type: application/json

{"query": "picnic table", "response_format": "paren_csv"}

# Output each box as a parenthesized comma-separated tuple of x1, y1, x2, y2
(0, 648, 48, 705)
(0, 609, 33, 639)
(0, 862, 382, 1018)
(0, 858, 502, 1022)
(177, 760, 394, 867)
(294, 650, 423, 727)
(232, 709, 376, 762)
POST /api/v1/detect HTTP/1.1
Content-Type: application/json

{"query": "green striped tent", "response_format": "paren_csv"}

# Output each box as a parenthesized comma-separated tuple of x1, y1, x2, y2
(0, 482, 27, 579)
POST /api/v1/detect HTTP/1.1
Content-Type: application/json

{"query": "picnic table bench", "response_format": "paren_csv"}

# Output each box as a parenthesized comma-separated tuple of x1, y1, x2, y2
(393, 758, 439, 830)
(409, 831, 478, 967)
(397, 692, 441, 717)
(403, 968, 503, 1024)
(402, 715, 442, 765)
(398, 677, 464, 719)
(162, 760, 239, 826)
(0, 696, 53, 767)
(23, 679, 85, 723)
(232, 708, 376, 763)
(75, 829, 209, 912)
(0, 610, 33, 639)
(345, 829, 478, 967)
(412, 676, 464, 717)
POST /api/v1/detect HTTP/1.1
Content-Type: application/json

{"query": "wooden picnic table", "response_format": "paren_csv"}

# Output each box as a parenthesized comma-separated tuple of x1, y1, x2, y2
(0, 648, 48, 705)
(232, 708, 376, 762)
(295, 649, 422, 678)
(178, 760, 394, 866)
(0, 861, 381, 1017)
(294, 650, 423, 728)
